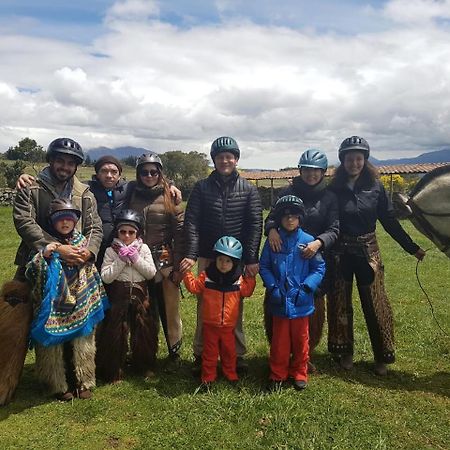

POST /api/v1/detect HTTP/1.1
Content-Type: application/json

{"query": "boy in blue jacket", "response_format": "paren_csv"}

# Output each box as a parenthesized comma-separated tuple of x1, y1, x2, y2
(260, 195, 325, 391)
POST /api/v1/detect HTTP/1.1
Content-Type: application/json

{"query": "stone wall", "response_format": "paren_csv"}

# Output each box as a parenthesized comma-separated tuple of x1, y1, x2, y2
(0, 189, 15, 206)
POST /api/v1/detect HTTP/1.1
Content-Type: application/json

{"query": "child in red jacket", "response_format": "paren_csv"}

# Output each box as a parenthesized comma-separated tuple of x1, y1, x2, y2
(183, 236, 256, 386)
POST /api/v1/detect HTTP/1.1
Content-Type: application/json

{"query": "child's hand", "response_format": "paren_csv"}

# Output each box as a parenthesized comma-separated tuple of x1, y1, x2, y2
(118, 246, 130, 262)
(128, 247, 139, 264)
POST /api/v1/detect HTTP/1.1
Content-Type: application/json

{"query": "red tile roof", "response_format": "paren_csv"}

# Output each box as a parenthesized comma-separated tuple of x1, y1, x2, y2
(240, 162, 450, 180)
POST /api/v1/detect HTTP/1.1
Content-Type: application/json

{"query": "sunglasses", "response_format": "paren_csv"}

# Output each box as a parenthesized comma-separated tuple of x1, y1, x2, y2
(140, 169, 160, 177)
(119, 229, 137, 236)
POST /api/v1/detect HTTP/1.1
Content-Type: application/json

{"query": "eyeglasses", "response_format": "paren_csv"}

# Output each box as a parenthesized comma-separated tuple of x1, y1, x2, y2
(139, 169, 160, 177)
(119, 229, 137, 236)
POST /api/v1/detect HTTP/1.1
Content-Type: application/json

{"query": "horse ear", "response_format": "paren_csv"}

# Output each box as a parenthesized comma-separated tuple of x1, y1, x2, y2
(392, 192, 412, 220)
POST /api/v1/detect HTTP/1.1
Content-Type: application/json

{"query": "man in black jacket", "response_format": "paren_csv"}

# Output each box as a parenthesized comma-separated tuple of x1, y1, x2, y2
(180, 136, 263, 373)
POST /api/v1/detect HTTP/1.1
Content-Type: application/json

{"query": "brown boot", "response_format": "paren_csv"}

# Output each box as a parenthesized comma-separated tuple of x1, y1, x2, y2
(340, 354, 353, 370)
(76, 388, 92, 400)
(55, 391, 74, 402)
(374, 362, 387, 376)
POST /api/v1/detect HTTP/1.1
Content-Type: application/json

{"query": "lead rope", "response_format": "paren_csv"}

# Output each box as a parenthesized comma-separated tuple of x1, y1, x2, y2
(415, 249, 449, 337)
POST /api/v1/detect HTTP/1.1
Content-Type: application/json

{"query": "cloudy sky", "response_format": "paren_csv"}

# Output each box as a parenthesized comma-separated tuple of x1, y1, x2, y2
(1, 0, 450, 168)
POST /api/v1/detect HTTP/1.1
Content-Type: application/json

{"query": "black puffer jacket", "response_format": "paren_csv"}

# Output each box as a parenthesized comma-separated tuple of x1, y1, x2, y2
(88, 178, 129, 266)
(264, 177, 339, 252)
(184, 170, 263, 264)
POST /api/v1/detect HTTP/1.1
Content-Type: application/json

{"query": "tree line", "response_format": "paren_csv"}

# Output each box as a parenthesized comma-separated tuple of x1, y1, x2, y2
(0, 138, 210, 191)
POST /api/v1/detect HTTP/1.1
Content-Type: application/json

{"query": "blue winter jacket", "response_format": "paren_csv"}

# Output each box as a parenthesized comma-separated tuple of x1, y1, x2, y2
(259, 227, 326, 319)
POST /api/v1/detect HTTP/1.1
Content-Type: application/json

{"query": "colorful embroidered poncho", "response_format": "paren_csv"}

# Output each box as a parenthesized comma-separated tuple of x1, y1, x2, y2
(26, 231, 109, 347)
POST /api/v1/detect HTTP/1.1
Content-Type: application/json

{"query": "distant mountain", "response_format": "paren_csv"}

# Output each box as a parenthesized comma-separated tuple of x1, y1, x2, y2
(370, 147, 450, 165)
(86, 146, 156, 161)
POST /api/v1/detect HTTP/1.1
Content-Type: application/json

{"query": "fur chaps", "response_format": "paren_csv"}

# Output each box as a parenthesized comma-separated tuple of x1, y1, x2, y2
(0, 280, 33, 405)
(35, 333, 96, 394)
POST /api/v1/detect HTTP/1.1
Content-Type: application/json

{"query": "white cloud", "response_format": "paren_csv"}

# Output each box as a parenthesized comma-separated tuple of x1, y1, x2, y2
(106, 0, 160, 22)
(383, 0, 450, 24)
(1, 0, 450, 168)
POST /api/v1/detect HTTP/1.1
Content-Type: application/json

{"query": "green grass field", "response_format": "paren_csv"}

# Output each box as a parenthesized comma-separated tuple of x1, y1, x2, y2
(0, 206, 448, 450)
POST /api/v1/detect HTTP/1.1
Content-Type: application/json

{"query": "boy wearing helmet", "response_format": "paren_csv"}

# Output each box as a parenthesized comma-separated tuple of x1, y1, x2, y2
(98, 210, 157, 382)
(25, 199, 109, 401)
(183, 236, 256, 387)
(260, 196, 325, 391)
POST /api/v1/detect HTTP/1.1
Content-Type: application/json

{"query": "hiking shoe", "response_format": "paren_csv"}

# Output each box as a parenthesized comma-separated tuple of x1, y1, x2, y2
(293, 380, 307, 391)
(76, 388, 92, 400)
(236, 357, 248, 375)
(55, 391, 73, 402)
(374, 362, 387, 376)
(191, 355, 202, 377)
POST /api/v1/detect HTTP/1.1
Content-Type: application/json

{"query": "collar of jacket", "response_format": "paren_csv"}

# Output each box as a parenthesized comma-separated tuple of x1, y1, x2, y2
(132, 181, 164, 200)
(90, 176, 127, 192)
(278, 227, 305, 250)
(210, 169, 239, 187)
(38, 174, 90, 197)
(292, 176, 326, 201)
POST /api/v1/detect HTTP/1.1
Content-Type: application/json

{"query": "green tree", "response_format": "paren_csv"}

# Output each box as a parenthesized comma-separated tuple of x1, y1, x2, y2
(122, 155, 138, 167)
(5, 138, 46, 163)
(0, 160, 27, 188)
(160, 151, 209, 193)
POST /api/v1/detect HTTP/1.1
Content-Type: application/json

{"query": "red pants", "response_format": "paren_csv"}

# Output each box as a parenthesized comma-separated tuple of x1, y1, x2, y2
(270, 316, 309, 382)
(202, 324, 238, 383)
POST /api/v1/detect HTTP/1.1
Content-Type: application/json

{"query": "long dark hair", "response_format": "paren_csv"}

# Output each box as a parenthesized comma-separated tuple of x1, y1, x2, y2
(331, 159, 379, 190)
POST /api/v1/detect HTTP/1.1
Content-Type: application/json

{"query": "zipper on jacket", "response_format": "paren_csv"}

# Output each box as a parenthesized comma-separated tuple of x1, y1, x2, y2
(221, 291, 225, 325)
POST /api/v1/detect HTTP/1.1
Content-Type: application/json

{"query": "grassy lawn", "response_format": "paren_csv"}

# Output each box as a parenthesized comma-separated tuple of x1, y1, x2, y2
(0, 205, 448, 450)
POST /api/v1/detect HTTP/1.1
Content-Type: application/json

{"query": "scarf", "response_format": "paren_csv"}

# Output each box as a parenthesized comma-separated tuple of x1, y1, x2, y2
(291, 176, 327, 202)
(26, 230, 109, 347)
(205, 259, 242, 286)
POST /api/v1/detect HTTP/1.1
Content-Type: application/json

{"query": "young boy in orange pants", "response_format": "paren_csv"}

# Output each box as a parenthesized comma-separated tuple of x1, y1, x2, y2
(183, 236, 255, 387)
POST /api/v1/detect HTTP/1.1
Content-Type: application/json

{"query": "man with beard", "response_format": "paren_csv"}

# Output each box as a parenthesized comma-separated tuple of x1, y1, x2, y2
(0, 137, 103, 404)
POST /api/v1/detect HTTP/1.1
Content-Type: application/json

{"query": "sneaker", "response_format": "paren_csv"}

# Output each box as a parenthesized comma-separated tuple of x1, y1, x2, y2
(374, 362, 387, 376)
(293, 380, 307, 391)
(191, 355, 202, 377)
(266, 380, 284, 393)
(236, 357, 248, 375)
(55, 391, 74, 402)
(76, 388, 92, 400)
(165, 353, 182, 373)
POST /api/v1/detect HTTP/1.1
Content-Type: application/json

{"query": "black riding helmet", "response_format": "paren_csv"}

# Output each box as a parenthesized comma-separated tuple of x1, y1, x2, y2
(210, 136, 240, 161)
(46, 138, 84, 165)
(338, 136, 370, 162)
(48, 198, 81, 219)
(274, 195, 306, 223)
(114, 209, 143, 232)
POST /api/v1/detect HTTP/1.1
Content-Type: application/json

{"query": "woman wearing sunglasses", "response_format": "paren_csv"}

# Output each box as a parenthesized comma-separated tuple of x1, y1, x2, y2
(125, 153, 185, 373)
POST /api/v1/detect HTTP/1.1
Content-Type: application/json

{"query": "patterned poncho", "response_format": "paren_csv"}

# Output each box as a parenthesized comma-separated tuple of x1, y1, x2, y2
(26, 230, 109, 347)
